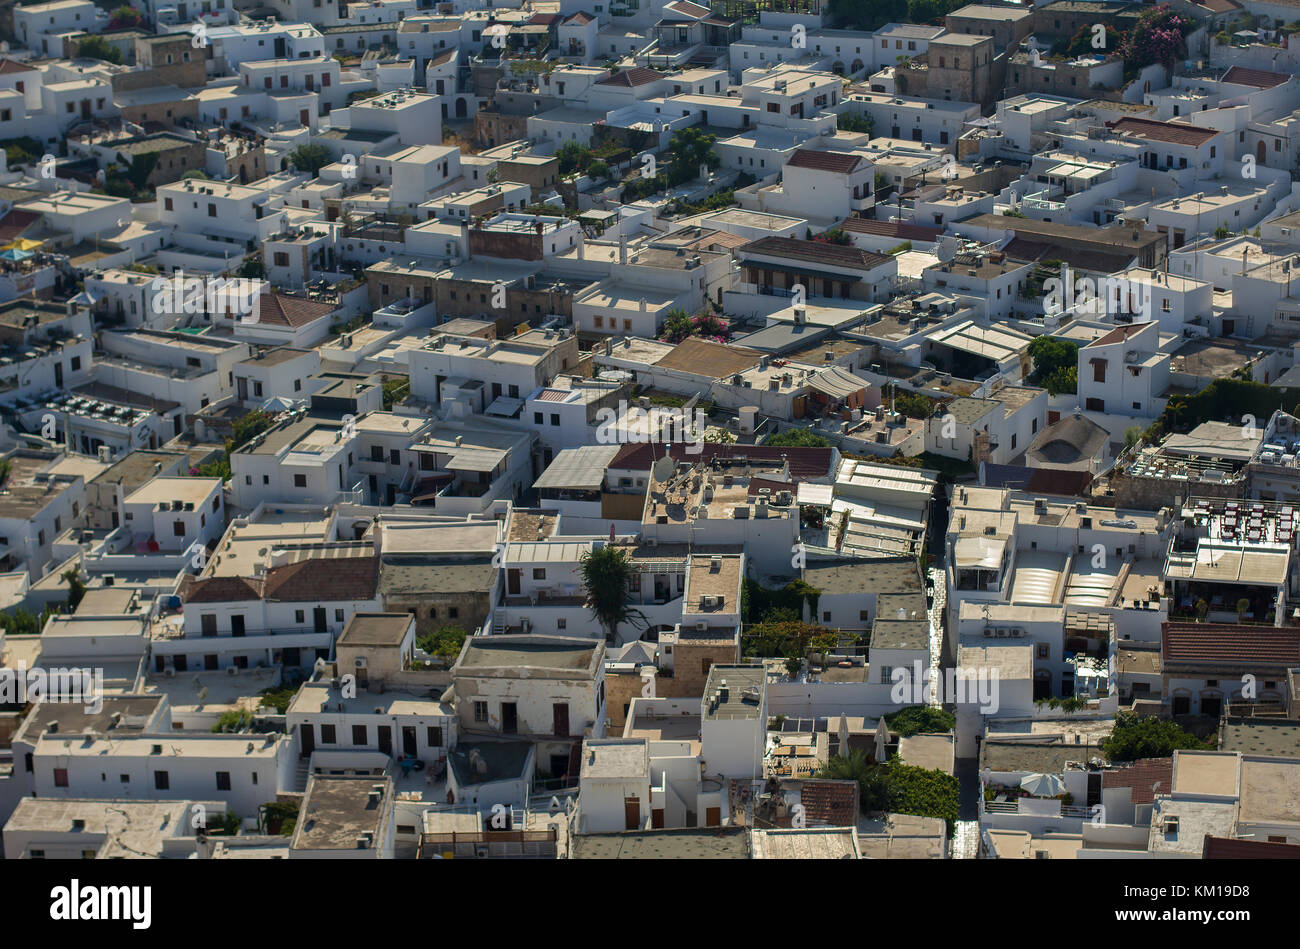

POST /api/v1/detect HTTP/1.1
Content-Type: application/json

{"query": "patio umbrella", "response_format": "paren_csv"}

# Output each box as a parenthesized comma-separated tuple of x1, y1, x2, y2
(3, 238, 41, 252)
(1020, 772, 1065, 797)
(0, 248, 32, 261)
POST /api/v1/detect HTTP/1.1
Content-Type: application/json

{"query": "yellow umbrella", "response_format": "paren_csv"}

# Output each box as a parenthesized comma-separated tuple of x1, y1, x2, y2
(3, 238, 42, 251)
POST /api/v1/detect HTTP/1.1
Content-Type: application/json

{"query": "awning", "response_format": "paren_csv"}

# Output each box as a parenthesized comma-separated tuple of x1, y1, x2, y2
(808, 366, 865, 400)
(449, 447, 506, 472)
(485, 396, 523, 418)
(533, 444, 619, 491)
(753, 263, 863, 283)
(797, 483, 834, 507)
(954, 535, 1006, 570)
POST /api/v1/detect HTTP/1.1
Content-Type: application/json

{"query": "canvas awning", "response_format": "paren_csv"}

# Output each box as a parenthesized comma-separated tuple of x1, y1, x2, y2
(954, 535, 1006, 570)
(808, 366, 866, 400)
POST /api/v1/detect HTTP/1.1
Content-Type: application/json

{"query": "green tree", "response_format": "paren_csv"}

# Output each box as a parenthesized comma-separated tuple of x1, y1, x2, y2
(837, 111, 874, 134)
(1101, 712, 1210, 761)
(287, 144, 333, 176)
(556, 141, 594, 176)
(416, 624, 468, 663)
(76, 35, 123, 64)
(579, 545, 646, 641)
(885, 705, 956, 737)
(817, 751, 892, 810)
(664, 128, 719, 186)
(61, 568, 87, 612)
(766, 428, 831, 448)
(109, 5, 142, 28)
(1027, 336, 1079, 395)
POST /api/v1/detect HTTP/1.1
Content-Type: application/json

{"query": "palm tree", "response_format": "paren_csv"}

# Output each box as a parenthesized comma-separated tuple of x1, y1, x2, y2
(579, 545, 646, 642)
(816, 751, 892, 812)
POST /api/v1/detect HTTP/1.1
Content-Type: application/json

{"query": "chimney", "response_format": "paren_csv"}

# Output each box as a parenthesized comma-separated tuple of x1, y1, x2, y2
(577, 240, 585, 260)
(372, 520, 382, 558)
(618, 235, 627, 266)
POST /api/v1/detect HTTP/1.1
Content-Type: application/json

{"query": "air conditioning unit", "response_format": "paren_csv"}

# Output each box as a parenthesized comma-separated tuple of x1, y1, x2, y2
(226, 666, 238, 676)
(163, 667, 175, 678)
(355, 657, 367, 667)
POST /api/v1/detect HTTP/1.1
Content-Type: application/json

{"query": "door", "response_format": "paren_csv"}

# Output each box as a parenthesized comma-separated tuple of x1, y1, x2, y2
(552, 703, 569, 738)
(377, 725, 392, 755)
(174, 655, 188, 672)
(300, 109, 310, 126)
(300, 723, 315, 758)
(201, 614, 217, 637)
(651, 808, 665, 829)
(231, 615, 245, 637)
(401, 726, 417, 757)
(54, 362, 63, 387)
(313, 607, 327, 632)
(507, 569, 521, 596)
(1257, 140, 1267, 166)
(237, 377, 248, 401)
(550, 754, 568, 778)
(705, 806, 721, 827)
(501, 702, 518, 734)
(1201, 695, 1222, 717)
(204, 654, 218, 670)
(1172, 696, 1190, 716)
(624, 796, 641, 830)
(1222, 319, 1235, 337)
(274, 37, 286, 57)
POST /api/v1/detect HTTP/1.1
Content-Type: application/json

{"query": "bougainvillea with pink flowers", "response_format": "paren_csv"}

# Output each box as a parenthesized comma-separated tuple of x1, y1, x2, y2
(1119, 4, 1192, 70)
(658, 308, 731, 344)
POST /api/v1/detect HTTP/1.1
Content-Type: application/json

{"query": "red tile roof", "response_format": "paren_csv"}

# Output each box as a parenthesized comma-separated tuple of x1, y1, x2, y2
(740, 236, 893, 271)
(1109, 117, 1219, 147)
(1162, 622, 1300, 667)
(664, 0, 712, 17)
(1085, 322, 1155, 348)
(1222, 66, 1290, 89)
(183, 576, 264, 603)
(1196, 0, 1242, 12)
(786, 149, 863, 175)
(798, 780, 858, 826)
(0, 208, 40, 245)
(1102, 757, 1173, 804)
(596, 67, 662, 87)
(263, 555, 379, 602)
(257, 292, 338, 328)
(1203, 836, 1300, 858)
(563, 11, 594, 23)
(840, 217, 943, 242)
(0, 59, 36, 75)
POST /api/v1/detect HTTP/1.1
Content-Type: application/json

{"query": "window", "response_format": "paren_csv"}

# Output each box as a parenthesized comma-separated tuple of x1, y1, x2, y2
(294, 474, 307, 487)
(352, 725, 367, 744)
(1092, 361, 1106, 383)
(320, 724, 337, 744)
(154, 771, 170, 790)
(295, 610, 305, 624)
(859, 610, 870, 622)
(474, 700, 488, 722)
(550, 414, 560, 426)
(173, 520, 187, 537)
(426, 726, 443, 747)
(879, 665, 893, 684)
(54, 768, 68, 787)
(208, 203, 217, 217)
(533, 568, 547, 580)
(534, 412, 543, 424)
(448, 608, 458, 619)
(216, 771, 231, 791)
(1036, 643, 1049, 659)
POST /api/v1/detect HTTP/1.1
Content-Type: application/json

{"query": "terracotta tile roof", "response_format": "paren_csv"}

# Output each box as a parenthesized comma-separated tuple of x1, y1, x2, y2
(1109, 117, 1219, 147)
(257, 292, 338, 328)
(798, 780, 858, 826)
(654, 337, 763, 378)
(1196, 0, 1242, 12)
(664, 0, 712, 17)
(563, 11, 594, 23)
(0, 208, 40, 245)
(596, 67, 662, 87)
(1102, 757, 1173, 804)
(1085, 321, 1155, 348)
(740, 236, 892, 271)
(528, 12, 561, 24)
(183, 576, 264, 603)
(1162, 622, 1300, 667)
(1203, 836, 1300, 858)
(1221, 66, 1290, 89)
(786, 149, 862, 174)
(263, 555, 380, 602)
(840, 217, 942, 242)
(0, 59, 37, 75)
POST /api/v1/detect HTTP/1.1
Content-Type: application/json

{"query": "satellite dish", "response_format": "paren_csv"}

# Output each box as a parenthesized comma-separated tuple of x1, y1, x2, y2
(652, 450, 675, 483)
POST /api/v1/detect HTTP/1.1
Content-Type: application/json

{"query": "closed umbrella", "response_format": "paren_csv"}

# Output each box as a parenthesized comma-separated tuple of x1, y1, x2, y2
(1020, 772, 1065, 797)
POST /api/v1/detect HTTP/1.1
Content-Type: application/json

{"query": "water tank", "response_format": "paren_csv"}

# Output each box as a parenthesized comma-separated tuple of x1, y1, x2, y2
(739, 406, 758, 435)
